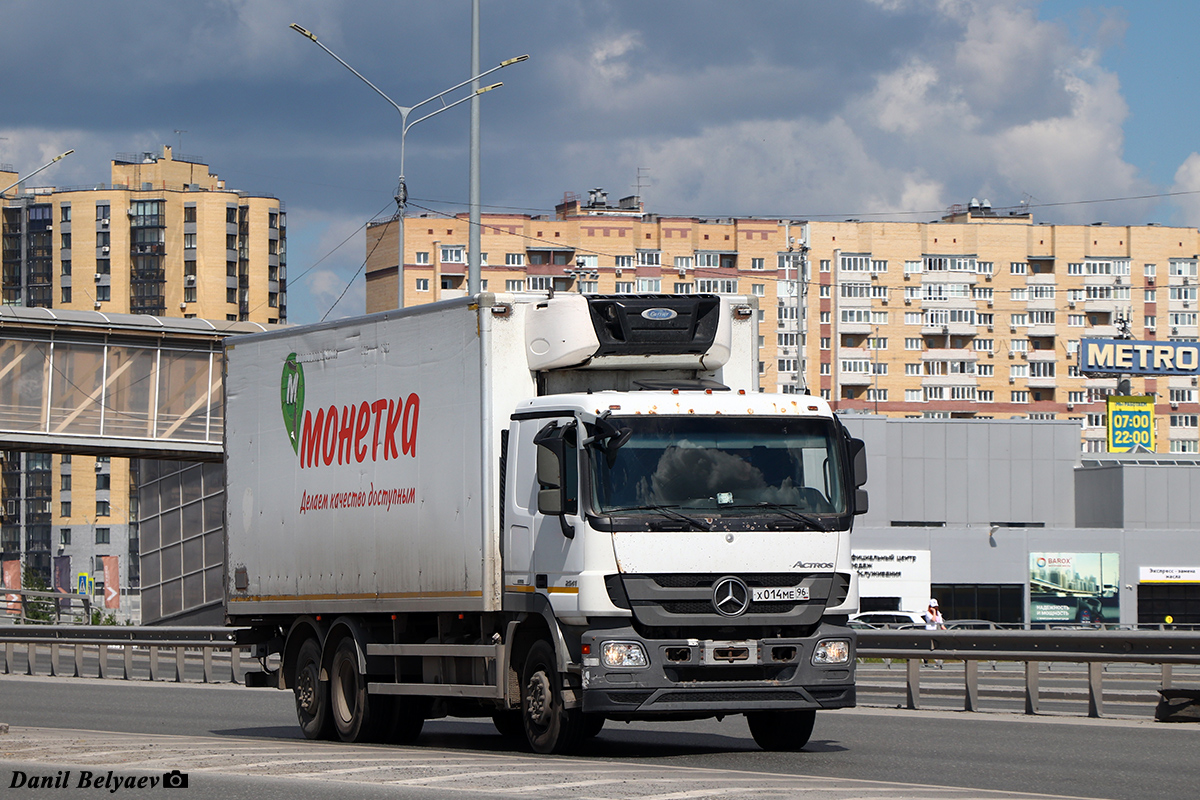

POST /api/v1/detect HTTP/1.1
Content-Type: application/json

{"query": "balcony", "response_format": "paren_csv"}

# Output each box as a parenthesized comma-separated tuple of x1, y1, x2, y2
(839, 371, 873, 386)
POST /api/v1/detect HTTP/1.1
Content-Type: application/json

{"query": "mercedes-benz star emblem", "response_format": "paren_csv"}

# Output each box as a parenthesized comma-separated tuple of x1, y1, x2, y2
(712, 576, 750, 617)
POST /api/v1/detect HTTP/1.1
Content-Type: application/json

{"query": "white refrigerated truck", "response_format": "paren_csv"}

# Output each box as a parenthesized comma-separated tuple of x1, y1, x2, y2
(224, 292, 868, 753)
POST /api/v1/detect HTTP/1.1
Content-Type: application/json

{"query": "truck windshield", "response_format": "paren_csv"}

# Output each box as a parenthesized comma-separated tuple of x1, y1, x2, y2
(588, 416, 846, 516)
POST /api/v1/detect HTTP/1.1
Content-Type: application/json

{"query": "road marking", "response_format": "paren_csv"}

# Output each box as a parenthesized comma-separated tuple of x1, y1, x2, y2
(0, 726, 1098, 800)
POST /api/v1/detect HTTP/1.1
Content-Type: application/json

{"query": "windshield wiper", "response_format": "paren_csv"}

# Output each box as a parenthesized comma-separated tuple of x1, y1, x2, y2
(603, 504, 711, 531)
(727, 502, 829, 531)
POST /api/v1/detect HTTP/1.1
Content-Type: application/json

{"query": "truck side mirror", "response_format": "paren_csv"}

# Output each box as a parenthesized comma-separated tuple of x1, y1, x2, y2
(848, 437, 869, 515)
(533, 421, 577, 538)
(535, 445, 563, 515)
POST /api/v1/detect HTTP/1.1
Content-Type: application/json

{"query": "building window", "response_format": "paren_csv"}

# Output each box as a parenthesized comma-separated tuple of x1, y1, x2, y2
(905, 338, 924, 350)
(440, 246, 465, 263)
(1170, 415, 1198, 427)
(615, 255, 634, 268)
(95, 527, 110, 544)
(905, 389, 923, 402)
(505, 253, 525, 266)
(505, 279, 523, 292)
(637, 278, 661, 292)
(696, 279, 737, 294)
(96, 501, 110, 517)
(415, 278, 430, 292)
(751, 283, 765, 296)
(820, 337, 830, 349)
(96, 285, 110, 302)
(61, 474, 71, 491)
(186, 287, 198, 303)
(751, 258, 764, 270)
(184, 206, 197, 223)
(614, 281, 635, 293)
(673, 282, 693, 294)
(415, 251, 430, 265)
(227, 288, 237, 304)
(60, 501, 71, 517)
(60, 528, 71, 546)
(61, 287, 71, 303)
(578, 281, 598, 294)
(1170, 439, 1199, 453)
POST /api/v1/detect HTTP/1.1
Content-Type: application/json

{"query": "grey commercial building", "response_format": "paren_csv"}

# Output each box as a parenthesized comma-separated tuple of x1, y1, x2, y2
(842, 415, 1200, 626)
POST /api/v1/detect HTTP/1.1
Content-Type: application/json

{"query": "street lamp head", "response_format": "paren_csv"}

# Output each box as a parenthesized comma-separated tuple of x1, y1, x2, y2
(476, 82, 503, 95)
(289, 23, 317, 41)
(501, 54, 531, 67)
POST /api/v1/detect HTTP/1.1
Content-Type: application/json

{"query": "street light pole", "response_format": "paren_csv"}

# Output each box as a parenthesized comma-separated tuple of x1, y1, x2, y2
(290, 23, 526, 309)
(0, 150, 74, 197)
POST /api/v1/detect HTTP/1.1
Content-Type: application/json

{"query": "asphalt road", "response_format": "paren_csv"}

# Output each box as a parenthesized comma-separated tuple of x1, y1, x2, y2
(2, 674, 1199, 800)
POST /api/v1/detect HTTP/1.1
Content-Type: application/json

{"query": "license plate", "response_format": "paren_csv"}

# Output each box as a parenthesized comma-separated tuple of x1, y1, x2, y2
(752, 586, 809, 602)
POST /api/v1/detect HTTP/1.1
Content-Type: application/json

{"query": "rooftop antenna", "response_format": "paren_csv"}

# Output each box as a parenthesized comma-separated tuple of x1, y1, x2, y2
(173, 130, 187, 152)
(633, 166, 650, 200)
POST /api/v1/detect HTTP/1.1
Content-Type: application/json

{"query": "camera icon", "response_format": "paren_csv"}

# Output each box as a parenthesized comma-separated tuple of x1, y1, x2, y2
(162, 770, 189, 789)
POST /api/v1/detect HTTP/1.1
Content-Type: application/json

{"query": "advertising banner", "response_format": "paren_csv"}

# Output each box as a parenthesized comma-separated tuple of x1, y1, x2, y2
(1139, 566, 1200, 583)
(54, 555, 72, 611)
(2, 558, 21, 615)
(1030, 552, 1119, 624)
(1081, 338, 1200, 375)
(1106, 396, 1155, 452)
(102, 556, 120, 609)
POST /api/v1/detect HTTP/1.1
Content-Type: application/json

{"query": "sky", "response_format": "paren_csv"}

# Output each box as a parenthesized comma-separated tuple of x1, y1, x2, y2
(3, 0, 1200, 324)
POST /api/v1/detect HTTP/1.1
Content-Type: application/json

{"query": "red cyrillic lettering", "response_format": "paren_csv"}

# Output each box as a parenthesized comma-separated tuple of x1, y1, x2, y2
(370, 399, 389, 461)
(402, 393, 420, 457)
(354, 400, 371, 462)
(337, 404, 356, 464)
(321, 405, 338, 466)
(384, 398, 402, 460)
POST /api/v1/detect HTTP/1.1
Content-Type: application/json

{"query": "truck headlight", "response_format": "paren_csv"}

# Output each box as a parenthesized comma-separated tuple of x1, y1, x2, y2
(601, 641, 648, 668)
(812, 639, 850, 665)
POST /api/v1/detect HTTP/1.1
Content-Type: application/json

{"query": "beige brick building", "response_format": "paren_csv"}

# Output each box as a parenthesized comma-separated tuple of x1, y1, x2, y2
(2, 146, 284, 601)
(365, 191, 1200, 455)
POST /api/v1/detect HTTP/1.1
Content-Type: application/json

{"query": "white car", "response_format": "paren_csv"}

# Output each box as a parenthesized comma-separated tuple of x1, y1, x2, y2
(848, 610, 927, 629)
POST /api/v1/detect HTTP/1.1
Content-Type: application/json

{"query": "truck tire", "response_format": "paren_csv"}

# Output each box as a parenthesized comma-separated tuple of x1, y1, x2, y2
(294, 639, 333, 740)
(521, 641, 585, 754)
(329, 637, 384, 743)
(746, 709, 817, 752)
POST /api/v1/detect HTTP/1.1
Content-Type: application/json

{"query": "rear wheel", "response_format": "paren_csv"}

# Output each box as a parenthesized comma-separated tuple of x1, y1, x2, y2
(746, 709, 817, 752)
(521, 641, 585, 754)
(293, 639, 333, 740)
(329, 637, 388, 743)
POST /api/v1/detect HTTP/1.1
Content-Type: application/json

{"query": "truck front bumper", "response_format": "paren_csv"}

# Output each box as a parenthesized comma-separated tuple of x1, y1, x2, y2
(578, 623, 855, 717)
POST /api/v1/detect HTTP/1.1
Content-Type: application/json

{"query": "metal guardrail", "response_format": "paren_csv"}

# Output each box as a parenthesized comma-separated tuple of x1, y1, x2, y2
(857, 629, 1200, 717)
(1, 588, 92, 625)
(2, 626, 1198, 720)
(0, 625, 249, 684)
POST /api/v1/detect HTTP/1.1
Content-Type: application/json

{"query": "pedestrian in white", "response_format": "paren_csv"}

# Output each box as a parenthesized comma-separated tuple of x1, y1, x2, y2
(924, 599, 946, 630)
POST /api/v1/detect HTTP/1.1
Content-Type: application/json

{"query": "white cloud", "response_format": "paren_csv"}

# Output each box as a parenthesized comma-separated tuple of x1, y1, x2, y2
(1170, 153, 1200, 227)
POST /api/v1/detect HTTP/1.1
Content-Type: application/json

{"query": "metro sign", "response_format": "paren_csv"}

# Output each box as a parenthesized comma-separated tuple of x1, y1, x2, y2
(1081, 338, 1200, 376)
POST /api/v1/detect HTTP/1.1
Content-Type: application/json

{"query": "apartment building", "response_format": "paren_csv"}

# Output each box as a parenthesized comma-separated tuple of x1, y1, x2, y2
(364, 191, 1200, 455)
(1, 146, 285, 605)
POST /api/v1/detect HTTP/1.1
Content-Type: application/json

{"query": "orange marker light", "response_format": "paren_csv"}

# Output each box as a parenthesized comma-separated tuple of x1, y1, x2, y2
(581, 644, 591, 655)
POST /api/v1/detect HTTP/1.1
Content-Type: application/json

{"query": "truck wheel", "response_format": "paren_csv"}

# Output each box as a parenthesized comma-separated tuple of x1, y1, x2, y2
(521, 641, 585, 754)
(329, 637, 379, 743)
(294, 639, 333, 740)
(746, 709, 817, 752)
(388, 696, 428, 745)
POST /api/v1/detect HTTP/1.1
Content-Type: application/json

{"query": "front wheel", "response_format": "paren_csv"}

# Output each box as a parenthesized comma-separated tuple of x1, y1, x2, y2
(746, 709, 817, 752)
(293, 638, 333, 740)
(521, 641, 585, 754)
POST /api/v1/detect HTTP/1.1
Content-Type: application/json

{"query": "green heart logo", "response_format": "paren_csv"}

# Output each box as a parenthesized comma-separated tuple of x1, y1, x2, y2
(281, 353, 305, 454)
